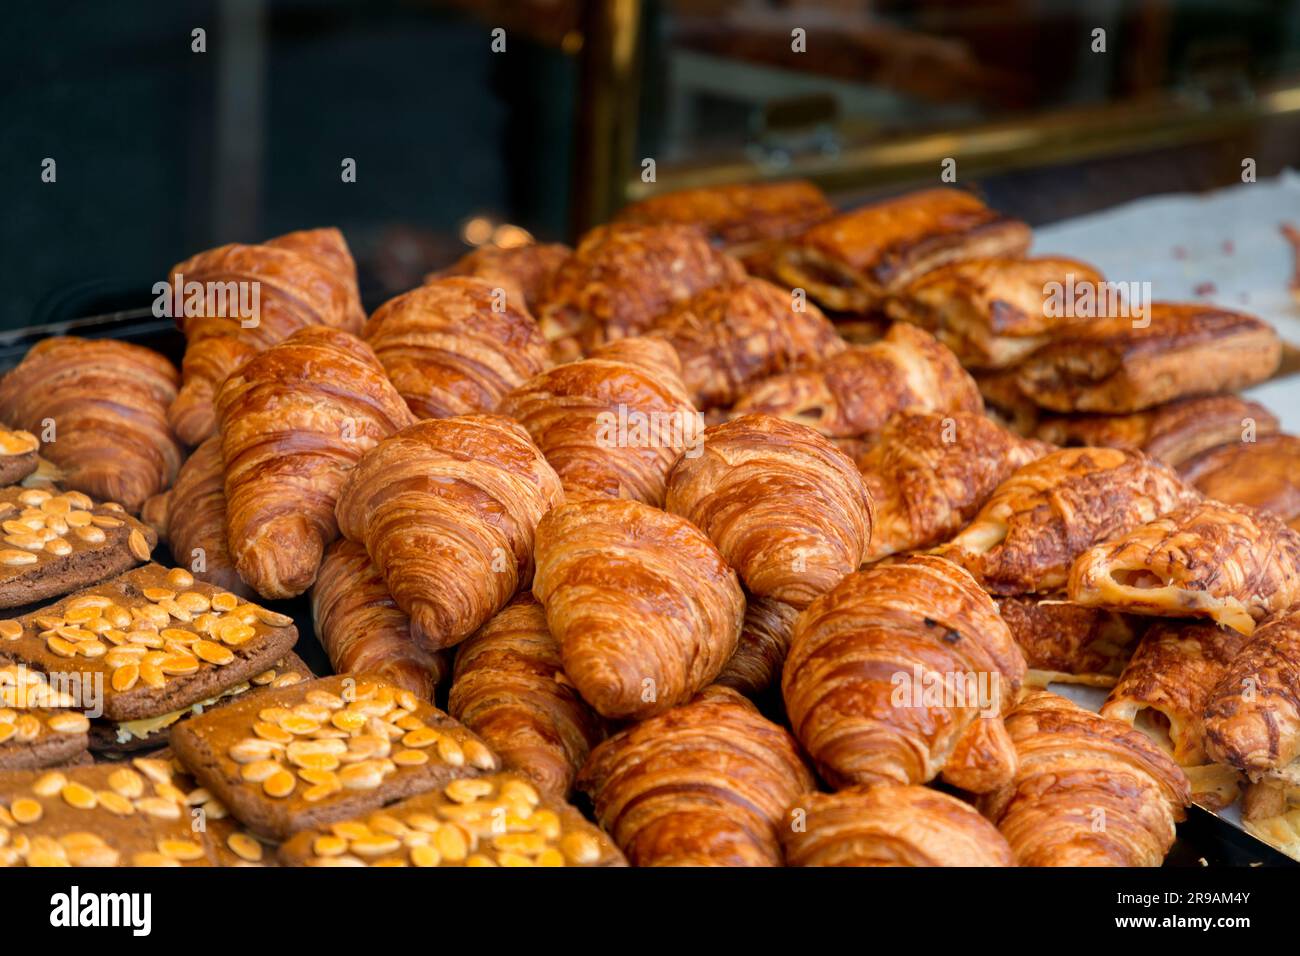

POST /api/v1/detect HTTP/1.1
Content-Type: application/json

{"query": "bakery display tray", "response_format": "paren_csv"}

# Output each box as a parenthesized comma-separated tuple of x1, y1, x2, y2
(6, 306, 1292, 867)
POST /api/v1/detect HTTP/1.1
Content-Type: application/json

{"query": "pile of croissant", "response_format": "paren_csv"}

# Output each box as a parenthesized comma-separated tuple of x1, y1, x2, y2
(6, 180, 1300, 867)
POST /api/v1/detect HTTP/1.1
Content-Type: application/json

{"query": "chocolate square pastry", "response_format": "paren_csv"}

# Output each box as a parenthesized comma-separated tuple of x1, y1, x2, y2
(0, 427, 39, 486)
(171, 674, 500, 840)
(0, 563, 297, 723)
(279, 772, 625, 867)
(0, 487, 157, 608)
(0, 660, 91, 770)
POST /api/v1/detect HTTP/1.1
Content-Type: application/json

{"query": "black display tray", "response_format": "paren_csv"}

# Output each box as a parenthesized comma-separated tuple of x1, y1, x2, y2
(5, 307, 1292, 867)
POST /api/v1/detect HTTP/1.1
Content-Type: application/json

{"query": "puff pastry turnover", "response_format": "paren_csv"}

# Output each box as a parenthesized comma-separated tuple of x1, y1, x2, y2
(1068, 500, 1300, 635)
(730, 323, 982, 438)
(781, 784, 1014, 867)
(577, 685, 814, 866)
(979, 690, 1189, 867)
(937, 447, 1195, 595)
(886, 256, 1104, 369)
(782, 554, 1025, 791)
(774, 188, 1031, 312)
(1014, 303, 1281, 413)
(665, 414, 873, 608)
(1181, 434, 1300, 529)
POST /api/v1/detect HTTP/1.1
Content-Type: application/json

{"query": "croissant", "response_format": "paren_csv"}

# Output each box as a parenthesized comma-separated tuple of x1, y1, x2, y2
(716, 596, 800, 699)
(1181, 434, 1300, 529)
(936, 447, 1196, 595)
(576, 685, 815, 866)
(974, 367, 1040, 437)
(216, 326, 415, 599)
(449, 593, 606, 798)
(336, 414, 563, 649)
(167, 227, 365, 445)
(430, 241, 572, 314)
(1203, 606, 1300, 776)
(1036, 396, 1278, 471)
(648, 276, 845, 410)
(1068, 500, 1300, 635)
(499, 337, 700, 506)
(363, 277, 552, 420)
(857, 411, 1049, 562)
(310, 537, 450, 700)
(781, 784, 1015, 867)
(997, 594, 1142, 687)
(143, 436, 250, 596)
(0, 337, 183, 512)
(537, 223, 745, 356)
(532, 496, 744, 719)
(782, 554, 1026, 791)
(665, 414, 872, 608)
(979, 690, 1189, 866)
(730, 323, 982, 438)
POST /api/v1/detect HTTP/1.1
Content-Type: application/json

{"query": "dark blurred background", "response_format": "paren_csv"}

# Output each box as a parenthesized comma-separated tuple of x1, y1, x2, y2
(4, 0, 1300, 329)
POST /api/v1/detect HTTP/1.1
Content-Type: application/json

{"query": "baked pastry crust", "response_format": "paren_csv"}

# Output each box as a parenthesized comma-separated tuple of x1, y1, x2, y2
(1014, 303, 1282, 413)
(665, 414, 873, 608)
(537, 223, 744, 355)
(979, 690, 1189, 866)
(886, 256, 1104, 369)
(1036, 396, 1279, 470)
(782, 554, 1025, 790)
(997, 594, 1142, 687)
(716, 595, 799, 699)
(430, 241, 572, 314)
(499, 337, 698, 507)
(449, 594, 605, 799)
(336, 414, 563, 650)
(310, 538, 449, 700)
(1204, 606, 1300, 776)
(648, 276, 845, 410)
(532, 497, 744, 719)
(774, 188, 1031, 312)
(730, 323, 982, 438)
(937, 447, 1195, 595)
(1068, 500, 1300, 636)
(576, 685, 815, 866)
(0, 337, 183, 513)
(781, 784, 1014, 867)
(363, 277, 552, 421)
(1181, 434, 1300, 528)
(216, 327, 415, 599)
(166, 228, 365, 445)
(858, 411, 1048, 562)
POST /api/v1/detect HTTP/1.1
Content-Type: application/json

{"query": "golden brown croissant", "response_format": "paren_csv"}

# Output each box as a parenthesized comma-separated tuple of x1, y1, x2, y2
(363, 277, 552, 420)
(216, 326, 416, 599)
(1068, 500, 1300, 636)
(730, 323, 982, 438)
(858, 411, 1049, 562)
(716, 596, 800, 699)
(430, 241, 572, 314)
(0, 337, 183, 512)
(782, 554, 1026, 791)
(978, 690, 1189, 866)
(310, 537, 450, 700)
(886, 256, 1105, 369)
(537, 223, 745, 356)
(1015, 303, 1281, 414)
(781, 784, 1015, 867)
(576, 685, 815, 866)
(1181, 434, 1300, 528)
(1103, 621, 1251, 771)
(936, 447, 1196, 595)
(532, 496, 744, 719)
(1203, 606, 1300, 776)
(143, 436, 251, 597)
(647, 276, 845, 410)
(997, 594, 1143, 687)
(665, 414, 872, 608)
(774, 188, 1031, 312)
(1036, 396, 1279, 471)
(167, 227, 365, 445)
(499, 337, 700, 506)
(974, 367, 1040, 437)
(336, 414, 563, 649)
(449, 593, 606, 798)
